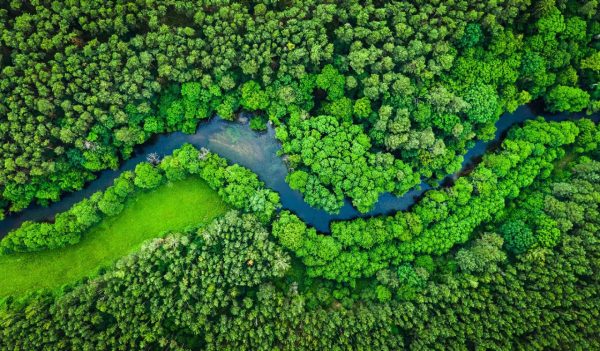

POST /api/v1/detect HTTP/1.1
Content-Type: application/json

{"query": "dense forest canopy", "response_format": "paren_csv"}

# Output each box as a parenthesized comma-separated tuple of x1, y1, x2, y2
(2, 156, 599, 349)
(1, 0, 599, 216)
(1, 0, 600, 350)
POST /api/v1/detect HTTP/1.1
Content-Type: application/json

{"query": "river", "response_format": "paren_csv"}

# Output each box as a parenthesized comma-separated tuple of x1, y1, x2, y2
(0, 104, 598, 235)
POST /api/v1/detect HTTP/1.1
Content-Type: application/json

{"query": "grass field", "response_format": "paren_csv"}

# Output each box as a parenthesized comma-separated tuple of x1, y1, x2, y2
(0, 177, 228, 297)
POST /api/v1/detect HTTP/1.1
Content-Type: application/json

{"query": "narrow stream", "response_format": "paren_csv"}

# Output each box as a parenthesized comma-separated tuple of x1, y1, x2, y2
(0, 104, 597, 235)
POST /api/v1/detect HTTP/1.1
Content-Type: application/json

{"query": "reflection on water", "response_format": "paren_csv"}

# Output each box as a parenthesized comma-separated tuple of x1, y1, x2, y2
(0, 105, 598, 235)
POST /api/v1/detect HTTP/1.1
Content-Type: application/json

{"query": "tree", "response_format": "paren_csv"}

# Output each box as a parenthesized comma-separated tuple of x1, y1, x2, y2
(500, 220, 535, 254)
(159, 155, 187, 181)
(459, 23, 483, 48)
(240, 81, 269, 111)
(97, 188, 125, 216)
(353, 97, 372, 119)
(133, 163, 164, 189)
(456, 233, 506, 273)
(462, 84, 500, 123)
(69, 199, 101, 228)
(544, 85, 590, 112)
(581, 52, 600, 71)
(272, 211, 308, 252)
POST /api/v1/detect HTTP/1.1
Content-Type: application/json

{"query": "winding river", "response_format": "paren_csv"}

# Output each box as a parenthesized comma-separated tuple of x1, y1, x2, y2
(0, 104, 598, 235)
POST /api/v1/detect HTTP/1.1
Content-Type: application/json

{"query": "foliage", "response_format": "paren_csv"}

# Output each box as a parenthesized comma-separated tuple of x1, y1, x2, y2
(1, 1, 600, 348)
(283, 114, 418, 213)
(1, 211, 291, 350)
(456, 233, 506, 273)
(133, 163, 164, 189)
(1, 0, 598, 218)
(2, 181, 598, 349)
(544, 85, 591, 112)
(0, 178, 227, 296)
(274, 119, 596, 283)
(0, 144, 279, 253)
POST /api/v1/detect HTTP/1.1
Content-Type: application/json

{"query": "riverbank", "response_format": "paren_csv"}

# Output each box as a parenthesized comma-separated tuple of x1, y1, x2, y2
(1, 105, 598, 236)
(0, 178, 227, 297)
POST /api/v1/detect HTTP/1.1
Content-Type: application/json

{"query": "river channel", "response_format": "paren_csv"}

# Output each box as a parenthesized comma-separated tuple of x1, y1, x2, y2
(0, 104, 598, 235)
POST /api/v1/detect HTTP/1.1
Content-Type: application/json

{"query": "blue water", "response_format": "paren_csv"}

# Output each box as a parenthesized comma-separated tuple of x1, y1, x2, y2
(0, 104, 597, 235)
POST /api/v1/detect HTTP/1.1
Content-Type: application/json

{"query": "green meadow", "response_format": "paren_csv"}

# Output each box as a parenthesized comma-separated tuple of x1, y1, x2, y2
(0, 177, 227, 297)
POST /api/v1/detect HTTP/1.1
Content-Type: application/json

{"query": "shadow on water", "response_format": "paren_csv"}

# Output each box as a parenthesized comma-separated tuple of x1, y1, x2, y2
(1, 105, 598, 235)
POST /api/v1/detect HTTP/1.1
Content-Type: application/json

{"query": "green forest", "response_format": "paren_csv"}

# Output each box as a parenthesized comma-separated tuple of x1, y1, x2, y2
(0, 0, 599, 349)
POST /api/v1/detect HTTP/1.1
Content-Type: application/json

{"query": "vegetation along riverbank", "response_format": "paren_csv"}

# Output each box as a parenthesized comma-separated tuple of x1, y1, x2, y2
(1, 1, 599, 349)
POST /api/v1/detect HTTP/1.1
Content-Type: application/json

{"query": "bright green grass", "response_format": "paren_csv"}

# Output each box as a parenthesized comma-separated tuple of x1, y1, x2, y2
(0, 177, 228, 297)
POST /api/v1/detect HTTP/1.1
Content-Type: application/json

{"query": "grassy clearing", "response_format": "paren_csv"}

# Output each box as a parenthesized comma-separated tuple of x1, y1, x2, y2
(0, 177, 228, 297)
